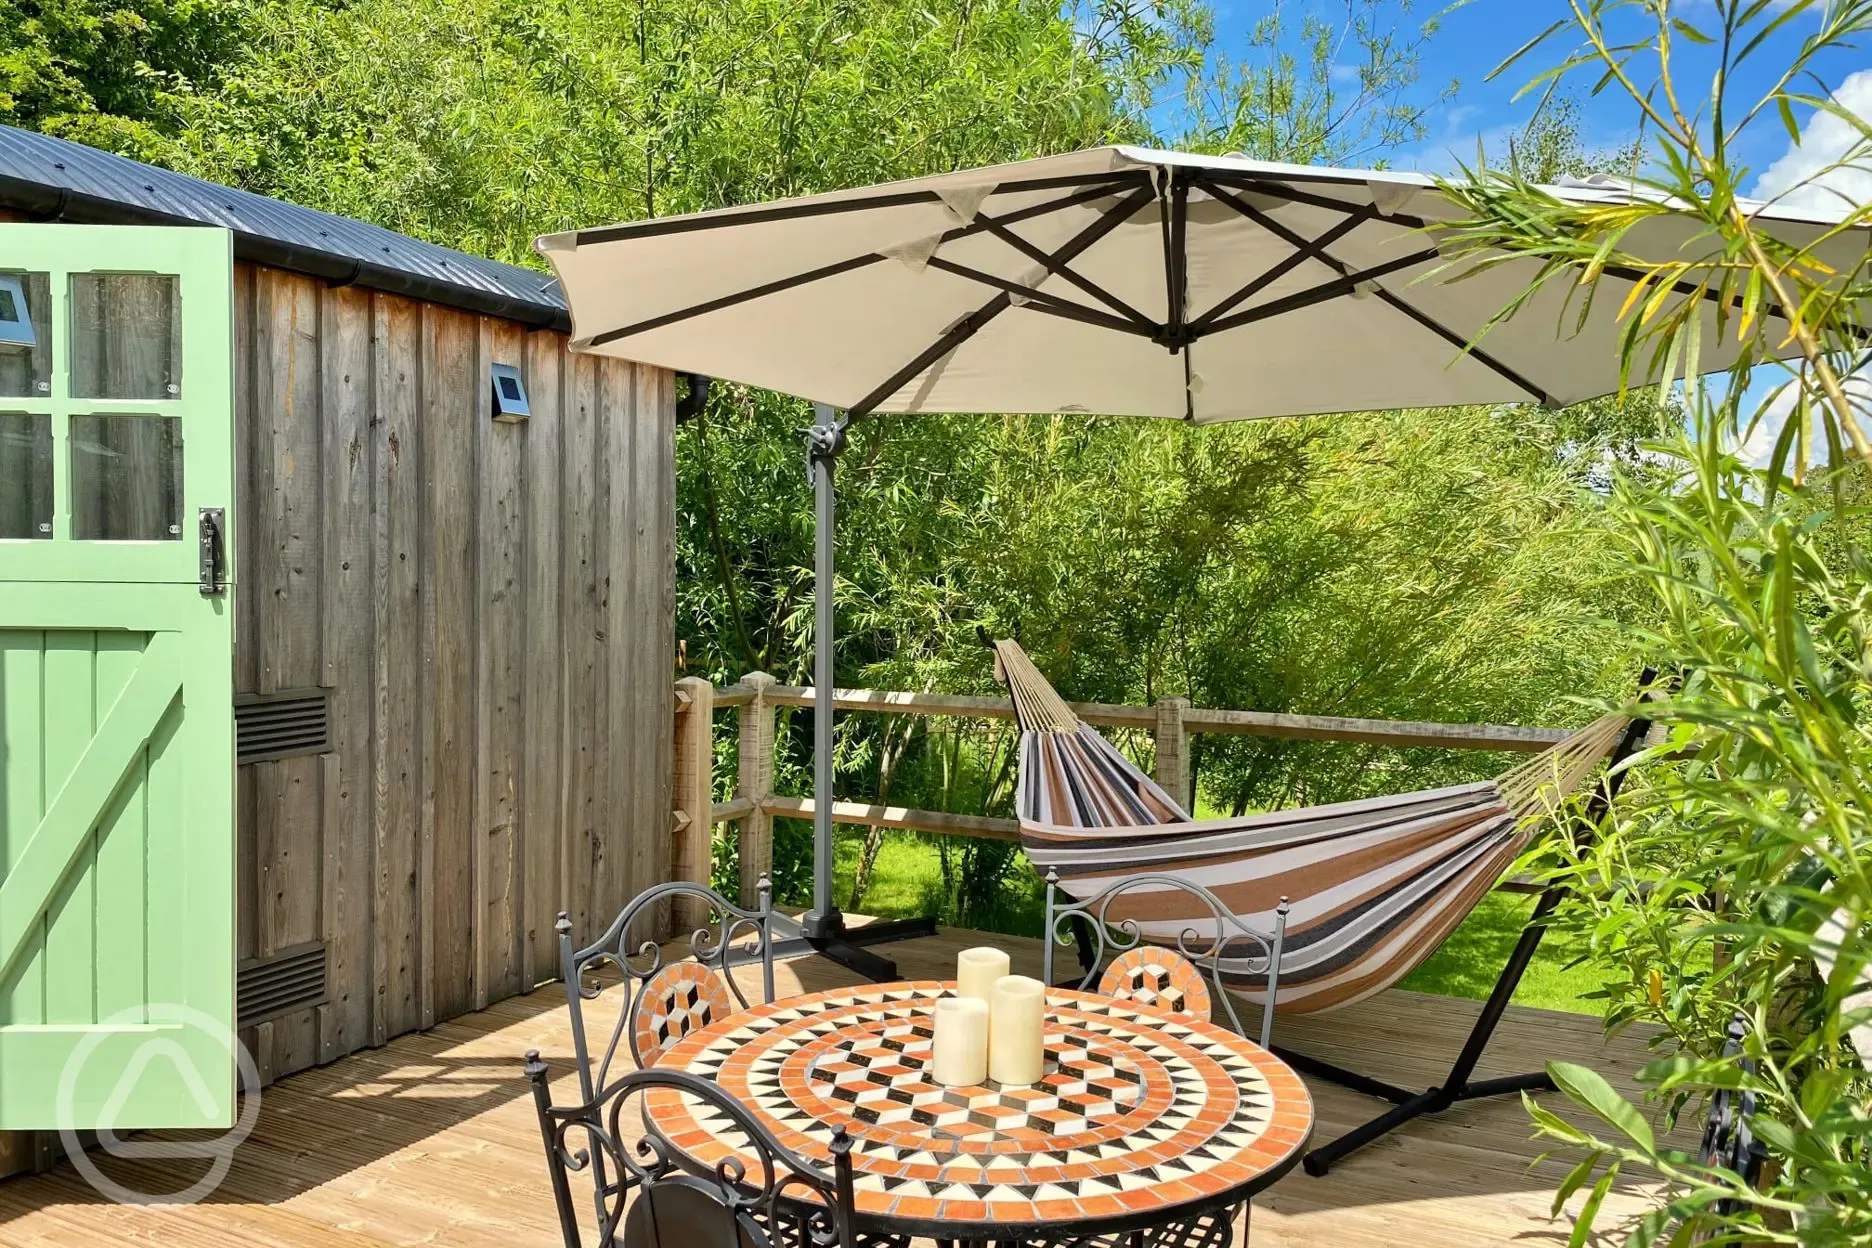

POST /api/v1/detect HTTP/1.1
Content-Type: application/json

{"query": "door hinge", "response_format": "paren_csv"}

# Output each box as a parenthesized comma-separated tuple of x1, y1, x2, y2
(198, 506, 226, 596)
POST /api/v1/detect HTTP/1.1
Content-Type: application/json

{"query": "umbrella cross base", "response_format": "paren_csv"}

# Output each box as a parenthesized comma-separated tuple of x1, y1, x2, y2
(806, 914, 940, 983)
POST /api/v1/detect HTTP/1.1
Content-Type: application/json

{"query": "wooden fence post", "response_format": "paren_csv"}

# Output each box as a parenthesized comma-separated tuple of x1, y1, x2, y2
(671, 676, 716, 930)
(737, 672, 778, 907)
(1154, 695, 1191, 813)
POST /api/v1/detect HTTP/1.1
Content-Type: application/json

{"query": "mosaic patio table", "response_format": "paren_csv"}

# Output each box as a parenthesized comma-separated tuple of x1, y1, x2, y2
(643, 980, 1314, 1243)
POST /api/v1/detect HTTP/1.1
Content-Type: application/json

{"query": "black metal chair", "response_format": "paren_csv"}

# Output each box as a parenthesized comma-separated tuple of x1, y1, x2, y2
(525, 1057, 858, 1248)
(1044, 871, 1287, 1246)
(989, 1217, 1239, 1248)
(1043, 869, 1288, 1048)
(559, 877, 777, 1102)
(1696, 1013, 1768, 1236)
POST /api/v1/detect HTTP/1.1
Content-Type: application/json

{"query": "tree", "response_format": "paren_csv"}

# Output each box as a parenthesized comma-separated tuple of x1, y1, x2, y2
(164, 0, 1198, 261)
(1, 0, 242, 159)
(130, 0, 1661, 945)
(685, 382, 1665, 917)
(155, 0, 1447, 253)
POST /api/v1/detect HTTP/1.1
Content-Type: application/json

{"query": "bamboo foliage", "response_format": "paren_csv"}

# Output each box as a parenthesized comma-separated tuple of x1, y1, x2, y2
(1436, 4, 1872, 1243)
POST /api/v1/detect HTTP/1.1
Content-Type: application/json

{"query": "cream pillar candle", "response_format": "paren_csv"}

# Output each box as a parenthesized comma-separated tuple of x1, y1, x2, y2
(956, 947, 1010, 1003)
(930, 996, 990, 1086)
(988, 974, 1046, 1086)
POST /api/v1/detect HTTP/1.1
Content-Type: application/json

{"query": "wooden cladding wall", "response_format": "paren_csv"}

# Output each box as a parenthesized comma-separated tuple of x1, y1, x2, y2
(232, 263, 675, 1085)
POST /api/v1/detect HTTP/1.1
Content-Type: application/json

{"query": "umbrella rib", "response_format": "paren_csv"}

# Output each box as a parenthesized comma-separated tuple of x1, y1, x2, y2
(1186, 209, 1373, 333)
(585, 252, 886, 348)
(1214, 173, 1826, 336)
(846, 186, 1158, 419)
(1165, 171, 1190, 347)
(582, 179, 1142, 349)
(1366, 289, 1557, 405)
(570, 170, 1145, 245)
(921, 256, 1155, 337)
(1166, 172, 1194, 418)
(1200, 164, 1424, 190)
(1198, 247, 1441, 336)
(1208, 173, 1420, 224)
(972, 217, 1157, 330)
(1205, 185, 1555, 404)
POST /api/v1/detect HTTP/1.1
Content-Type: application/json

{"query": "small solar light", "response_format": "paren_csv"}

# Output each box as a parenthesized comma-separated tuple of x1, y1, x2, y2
(491, 362, 530, 422)
(0, 275, 34, 351)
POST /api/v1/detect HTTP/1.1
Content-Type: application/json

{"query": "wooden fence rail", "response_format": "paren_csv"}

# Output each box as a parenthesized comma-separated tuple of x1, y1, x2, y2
(670, 675, 1569, 907)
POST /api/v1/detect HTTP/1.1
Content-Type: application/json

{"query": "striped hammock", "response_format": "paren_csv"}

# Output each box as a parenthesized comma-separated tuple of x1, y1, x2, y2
(995, 641, 1631, 1015)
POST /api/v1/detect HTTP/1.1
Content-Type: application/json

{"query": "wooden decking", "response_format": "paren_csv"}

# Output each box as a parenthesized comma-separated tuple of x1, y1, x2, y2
(0, 926, 1689, 1247)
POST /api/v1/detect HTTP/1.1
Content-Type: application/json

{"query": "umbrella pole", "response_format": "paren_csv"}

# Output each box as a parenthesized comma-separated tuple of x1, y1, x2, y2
(804, 410, 844, 942)
(800, 412, 930, 982)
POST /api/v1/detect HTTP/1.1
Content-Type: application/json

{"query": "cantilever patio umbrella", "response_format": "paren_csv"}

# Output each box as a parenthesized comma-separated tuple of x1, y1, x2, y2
(540, 143, 1846, 954)
(540, 142, 1856, 1171)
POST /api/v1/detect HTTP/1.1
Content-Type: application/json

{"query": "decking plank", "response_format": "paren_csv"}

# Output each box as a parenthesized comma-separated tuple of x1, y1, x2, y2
(0, 927, 1693, 1248)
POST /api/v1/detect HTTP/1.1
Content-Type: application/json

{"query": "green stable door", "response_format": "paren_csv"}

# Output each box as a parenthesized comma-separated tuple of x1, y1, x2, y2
(0, 225, 237, 1130)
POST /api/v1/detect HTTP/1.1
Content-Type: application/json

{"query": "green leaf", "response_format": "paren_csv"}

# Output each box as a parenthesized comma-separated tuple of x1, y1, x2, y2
(1489, 19, 1568, 84)
(1570, 1168, 1617, 1248)
(1747, 1115, 1799, 1162)
(1668, 19, 1713, 46)
(1776, 96, 1801, 145)
(1553, 1152, 1601, 1216)
(1550, 1062, 1657, 1157)
(1799, 1068, 1847, 1124)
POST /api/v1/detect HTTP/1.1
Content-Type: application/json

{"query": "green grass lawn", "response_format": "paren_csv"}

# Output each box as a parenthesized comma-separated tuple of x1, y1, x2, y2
(827, 830, 1605, 1015)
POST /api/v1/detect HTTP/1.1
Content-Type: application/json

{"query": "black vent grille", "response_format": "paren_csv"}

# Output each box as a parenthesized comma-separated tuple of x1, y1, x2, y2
(236, 689, 330, 764)
(237, 943, 327, 1028)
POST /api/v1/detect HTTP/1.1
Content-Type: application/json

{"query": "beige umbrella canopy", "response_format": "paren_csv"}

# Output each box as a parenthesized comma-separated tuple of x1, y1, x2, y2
(540, 145, 1847, 424)
(538, 145, 1853, 970)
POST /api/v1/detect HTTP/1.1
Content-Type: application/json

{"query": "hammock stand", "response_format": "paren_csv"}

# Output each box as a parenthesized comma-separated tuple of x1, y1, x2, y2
(1284, 716, 1647, 1174)
(994, 640, 1653, 1174)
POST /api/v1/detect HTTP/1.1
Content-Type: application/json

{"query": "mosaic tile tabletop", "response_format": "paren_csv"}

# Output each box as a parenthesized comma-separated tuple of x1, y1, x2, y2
(645, 980, 1313, 1233)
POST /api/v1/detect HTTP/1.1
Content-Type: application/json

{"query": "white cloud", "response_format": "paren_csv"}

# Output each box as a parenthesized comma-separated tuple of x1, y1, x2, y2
(1748, 68, 1872, 215)
(1738, 369, 1872, 467)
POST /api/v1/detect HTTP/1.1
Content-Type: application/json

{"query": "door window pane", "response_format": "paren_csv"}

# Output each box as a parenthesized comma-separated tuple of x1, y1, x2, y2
(0, 272, 52, 398)
(0, 412, 53, 539)
(71, 414, 184, 541)
(70, 273, 182, 400)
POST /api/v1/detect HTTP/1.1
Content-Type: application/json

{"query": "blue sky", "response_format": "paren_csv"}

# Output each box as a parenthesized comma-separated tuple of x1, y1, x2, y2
(1240, 0, 1872, 180)
(1403, 4, 1820, 171)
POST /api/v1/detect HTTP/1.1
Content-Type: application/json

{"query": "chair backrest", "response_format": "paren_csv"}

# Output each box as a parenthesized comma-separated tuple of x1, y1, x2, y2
(1096, 947, 1215, 1021)
(560, 877, 776, 1100)
(525, 1056, 857, 1248)
(1043, 869, 1288, 1049)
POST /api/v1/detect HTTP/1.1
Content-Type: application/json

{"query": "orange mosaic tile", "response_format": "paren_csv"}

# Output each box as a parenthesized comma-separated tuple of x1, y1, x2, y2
(632, 961, 735, 1067)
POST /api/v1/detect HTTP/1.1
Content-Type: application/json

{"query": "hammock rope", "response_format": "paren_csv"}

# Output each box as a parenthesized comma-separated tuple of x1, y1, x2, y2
(994, 640, 1629, 1015)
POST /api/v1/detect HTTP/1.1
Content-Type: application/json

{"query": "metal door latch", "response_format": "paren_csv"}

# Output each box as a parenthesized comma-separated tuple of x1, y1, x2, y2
(199, 507, 226, 596)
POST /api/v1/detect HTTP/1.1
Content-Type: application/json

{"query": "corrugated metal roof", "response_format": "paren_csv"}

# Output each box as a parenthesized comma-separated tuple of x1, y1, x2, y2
(0, 124, 568, 329)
